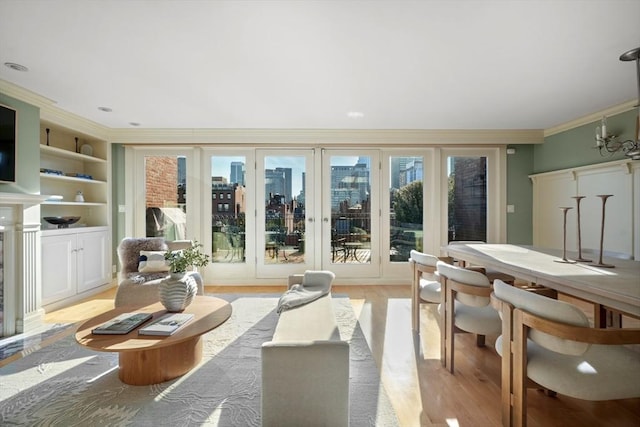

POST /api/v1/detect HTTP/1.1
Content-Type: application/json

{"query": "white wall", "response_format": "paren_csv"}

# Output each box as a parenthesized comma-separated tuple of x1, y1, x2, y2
(531, 160, 639, 259)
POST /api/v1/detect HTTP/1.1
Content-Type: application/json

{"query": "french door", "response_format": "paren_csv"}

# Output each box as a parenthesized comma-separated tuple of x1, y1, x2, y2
(201, 148, 256, 281)
(321, 149, 381, 277)
(125, 145, 504, 284)
(254, 149, 384, 278)
(255, 149, 317, 278)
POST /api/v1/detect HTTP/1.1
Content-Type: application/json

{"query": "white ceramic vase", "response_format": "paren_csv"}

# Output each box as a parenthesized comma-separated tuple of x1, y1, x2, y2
(159, 272, 198, 312)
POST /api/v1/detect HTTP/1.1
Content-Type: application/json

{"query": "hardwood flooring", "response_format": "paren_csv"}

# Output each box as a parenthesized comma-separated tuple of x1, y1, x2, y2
(41, 284, 640, 427)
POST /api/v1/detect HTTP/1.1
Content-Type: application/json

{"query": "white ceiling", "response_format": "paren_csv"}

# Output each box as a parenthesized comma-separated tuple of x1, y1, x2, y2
(1, 0, 639, 131)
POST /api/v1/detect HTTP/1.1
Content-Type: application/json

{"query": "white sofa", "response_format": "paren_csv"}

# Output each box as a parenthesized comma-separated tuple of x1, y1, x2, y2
(261, 274, 350, 427)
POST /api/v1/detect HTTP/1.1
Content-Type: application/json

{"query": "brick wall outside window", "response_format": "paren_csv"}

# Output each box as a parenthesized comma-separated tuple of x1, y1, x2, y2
(145, 156, 178, 208)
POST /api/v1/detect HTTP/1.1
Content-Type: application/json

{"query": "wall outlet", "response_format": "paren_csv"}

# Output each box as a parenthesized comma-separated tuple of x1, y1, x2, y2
(507, 204, 515, 213)
(112, 264, 117, 273)
(118, 205, 126, 213)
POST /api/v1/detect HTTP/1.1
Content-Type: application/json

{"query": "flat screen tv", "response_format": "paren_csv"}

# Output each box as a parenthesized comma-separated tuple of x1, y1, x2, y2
(0, 103, 17, 183)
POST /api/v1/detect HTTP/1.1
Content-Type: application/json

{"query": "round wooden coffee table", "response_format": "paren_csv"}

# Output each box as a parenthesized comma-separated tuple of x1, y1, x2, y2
(75, 296, 232, 385)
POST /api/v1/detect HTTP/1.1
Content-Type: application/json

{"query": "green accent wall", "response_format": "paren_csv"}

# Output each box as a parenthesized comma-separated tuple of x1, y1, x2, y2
(509, 108, 639, 246)
(0, 93, 40, 194)
(111, 143, 126, 269)
(506, 144, 534, 245)
(534, 109, 637, 173)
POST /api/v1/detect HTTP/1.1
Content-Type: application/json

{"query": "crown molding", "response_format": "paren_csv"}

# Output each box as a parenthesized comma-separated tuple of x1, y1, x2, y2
(3, 79, 544, 145)
(0, 79, 58, 107)
(544, 100, 637, 137)
(110, 128, 543, 146)
(40, 108, 111, 141)
(1, 79, 111, 140)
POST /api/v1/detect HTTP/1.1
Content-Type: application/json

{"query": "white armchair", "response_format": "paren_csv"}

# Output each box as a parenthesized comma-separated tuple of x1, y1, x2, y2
(409, 250, 442, 333)
(114, 237, 204, 307)
(491, 279, 640, 426)
(436, 260, 502, 374)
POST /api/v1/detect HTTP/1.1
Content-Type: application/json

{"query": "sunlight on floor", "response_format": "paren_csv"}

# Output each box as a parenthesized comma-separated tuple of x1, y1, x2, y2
(87, 365, 118, 383)
(348, 298, 366, 320)
(44, 298, 116, 324)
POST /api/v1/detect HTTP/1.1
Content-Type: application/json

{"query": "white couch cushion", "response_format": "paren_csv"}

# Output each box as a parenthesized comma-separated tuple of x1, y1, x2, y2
(272, 293, 340, 342)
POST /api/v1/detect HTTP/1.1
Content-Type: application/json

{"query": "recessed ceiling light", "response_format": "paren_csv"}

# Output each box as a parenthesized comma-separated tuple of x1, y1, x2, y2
(347, 111, 364, 118)
(129, 122, 141, 127)
(98, 106, 113, 112)
(4, 62, 28, 72)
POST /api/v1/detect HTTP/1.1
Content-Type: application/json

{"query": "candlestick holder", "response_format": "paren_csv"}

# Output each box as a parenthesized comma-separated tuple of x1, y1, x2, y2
(594, 194, 615, 268)
(554, 207, 576, 264)
(571, 196, 591, 262)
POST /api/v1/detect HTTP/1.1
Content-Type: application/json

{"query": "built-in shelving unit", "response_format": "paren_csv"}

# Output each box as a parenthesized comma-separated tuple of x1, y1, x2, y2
(39, 122, 110, 229)
(39, 121, 113, 310)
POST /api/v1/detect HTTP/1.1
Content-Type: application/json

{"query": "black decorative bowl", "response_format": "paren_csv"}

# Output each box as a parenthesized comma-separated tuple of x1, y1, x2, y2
(44, 216, 81, 228)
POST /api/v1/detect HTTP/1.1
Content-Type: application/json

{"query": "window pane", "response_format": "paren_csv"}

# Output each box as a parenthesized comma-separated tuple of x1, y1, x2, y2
(264, 156, 306, 264)
(144, 155, 187, 240)
(447, 156, 487, 242)
(389, 156, 423, 261)
(211, 156, 246, 263)
(330, 156, 371, 264)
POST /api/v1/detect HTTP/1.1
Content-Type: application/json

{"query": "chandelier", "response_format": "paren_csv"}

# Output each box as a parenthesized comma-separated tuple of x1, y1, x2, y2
(595, 47, 640, 160)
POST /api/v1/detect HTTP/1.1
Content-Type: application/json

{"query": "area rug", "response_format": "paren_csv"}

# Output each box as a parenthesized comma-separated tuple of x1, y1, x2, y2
(0, 295, 399, 426)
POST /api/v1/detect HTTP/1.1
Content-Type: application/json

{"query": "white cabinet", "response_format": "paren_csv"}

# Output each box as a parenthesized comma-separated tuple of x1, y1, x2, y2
(42, 227, 111, 307)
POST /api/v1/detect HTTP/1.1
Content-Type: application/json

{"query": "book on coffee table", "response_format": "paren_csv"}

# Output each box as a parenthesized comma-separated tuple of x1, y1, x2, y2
(92, 312, 153, 335)
(138, 313, 195, 336)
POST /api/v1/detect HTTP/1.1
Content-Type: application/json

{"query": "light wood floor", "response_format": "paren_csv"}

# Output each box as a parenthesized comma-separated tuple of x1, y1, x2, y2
(43, 284, 640, 427)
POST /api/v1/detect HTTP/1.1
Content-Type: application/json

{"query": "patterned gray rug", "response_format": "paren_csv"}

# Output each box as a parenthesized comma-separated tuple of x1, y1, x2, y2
(0, 294, 398, 426)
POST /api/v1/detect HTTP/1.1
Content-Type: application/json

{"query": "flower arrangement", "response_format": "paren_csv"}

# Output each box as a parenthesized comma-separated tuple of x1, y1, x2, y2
(164, 241, 210, 273)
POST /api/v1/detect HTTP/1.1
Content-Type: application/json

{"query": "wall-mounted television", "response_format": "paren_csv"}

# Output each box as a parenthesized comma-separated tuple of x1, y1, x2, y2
(0, 103, 17, 183)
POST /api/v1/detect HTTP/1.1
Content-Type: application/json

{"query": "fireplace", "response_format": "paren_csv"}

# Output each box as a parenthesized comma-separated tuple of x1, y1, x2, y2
(0, 193, 50, 337)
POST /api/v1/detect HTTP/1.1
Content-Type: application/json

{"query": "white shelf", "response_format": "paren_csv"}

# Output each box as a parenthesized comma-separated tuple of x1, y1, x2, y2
(41, 201, 106, 206)
(40, 122, 111, 230)
(40, 144, 106, 163)
(40, 173, 106, 185)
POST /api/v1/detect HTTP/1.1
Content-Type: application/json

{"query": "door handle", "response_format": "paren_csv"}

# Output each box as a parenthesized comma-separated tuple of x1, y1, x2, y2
(323, 218, 329, 222)
(308, 217, 314, 222)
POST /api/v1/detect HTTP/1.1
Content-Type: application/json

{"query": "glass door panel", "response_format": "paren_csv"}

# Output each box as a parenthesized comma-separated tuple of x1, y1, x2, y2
(143, 155, 188, 240)
(447, 156, 488, 242)
(256, 150, 315, 278)
(322, 150, 379, 277)
(389, 155, 424, 262)
(210, 155, 246, 264)
(201, 148, 255, 282)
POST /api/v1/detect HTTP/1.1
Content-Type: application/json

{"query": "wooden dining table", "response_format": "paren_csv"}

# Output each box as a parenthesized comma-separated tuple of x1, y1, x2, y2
(443, 243, 640, 322)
